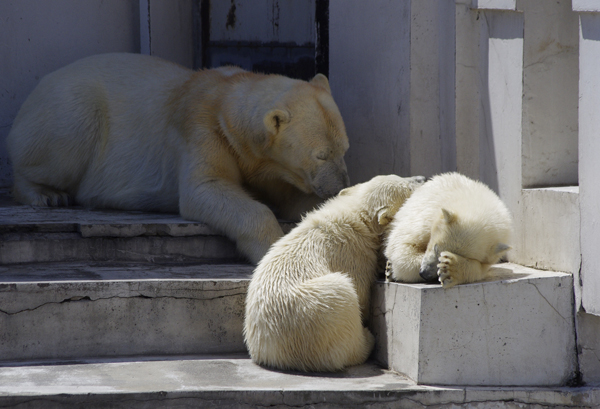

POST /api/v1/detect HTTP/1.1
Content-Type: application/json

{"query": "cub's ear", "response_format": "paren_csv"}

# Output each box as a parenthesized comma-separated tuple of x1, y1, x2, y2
(263, 109, 291, 136)
(441, 208, 457, 224)
(310, 73, 331, 94)
(338, 186, 354, 196)
(495, 243, 511, 254)
(376, 206, 395, 226)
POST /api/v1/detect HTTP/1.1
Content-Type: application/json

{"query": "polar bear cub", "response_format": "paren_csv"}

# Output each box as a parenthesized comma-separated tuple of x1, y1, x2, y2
(384, 172, 513, 288)
(244, 174, 424, 372)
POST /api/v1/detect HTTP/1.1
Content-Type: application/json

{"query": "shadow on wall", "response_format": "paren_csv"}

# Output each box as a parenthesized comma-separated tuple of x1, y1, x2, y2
(478, 12, 524, 195)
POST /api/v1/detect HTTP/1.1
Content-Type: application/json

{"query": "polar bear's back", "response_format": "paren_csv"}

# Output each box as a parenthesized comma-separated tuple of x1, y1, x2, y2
(244, 193, 382, 372)
(391, 172, 511, 239)
(7, 53, 195, 211)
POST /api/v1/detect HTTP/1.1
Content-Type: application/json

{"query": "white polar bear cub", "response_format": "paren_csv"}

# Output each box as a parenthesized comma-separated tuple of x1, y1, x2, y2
(384, 172, 513, 288)
(244, 174, 424, 372)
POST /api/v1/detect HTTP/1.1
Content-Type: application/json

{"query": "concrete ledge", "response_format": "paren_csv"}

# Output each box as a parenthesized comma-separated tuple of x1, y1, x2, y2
(0, 198, 294, 264)
(0, 357, 597, 408)
(0, 263, 253, 362)
(370, 263, 577, 386)
(573, 0, 600, 12)
(471, 0, 517, 11)
(0, 233, 244, 264)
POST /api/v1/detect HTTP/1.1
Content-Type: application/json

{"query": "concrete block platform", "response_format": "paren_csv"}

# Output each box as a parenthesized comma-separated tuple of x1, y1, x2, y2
(370, 263, 577, 386)
(0, 356, 597, 409)
(0, 262, 253, 363)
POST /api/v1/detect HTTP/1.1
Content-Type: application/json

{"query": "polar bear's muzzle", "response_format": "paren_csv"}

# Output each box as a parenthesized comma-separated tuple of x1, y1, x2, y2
(310, 161, 350, 199)
(419, 245, 440, 282)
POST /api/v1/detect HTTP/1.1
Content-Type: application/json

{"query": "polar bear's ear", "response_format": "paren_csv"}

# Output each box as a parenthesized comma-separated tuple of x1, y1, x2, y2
(376, 206, 394, 226)
(338, 186, 354, 196)
(264, 109, 291, 136)
(441, 208, 457, 224)
(310, 74, 331, 94)
(495, 243, 511, 254)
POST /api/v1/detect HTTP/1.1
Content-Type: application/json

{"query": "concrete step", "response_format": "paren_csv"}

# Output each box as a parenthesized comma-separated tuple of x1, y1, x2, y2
(0, 356, 597, 408)
(0, 190, 586, 390)
(0, 191, 294, 264)
(3, 259, 579, 388)
(0, 262, 253, 363)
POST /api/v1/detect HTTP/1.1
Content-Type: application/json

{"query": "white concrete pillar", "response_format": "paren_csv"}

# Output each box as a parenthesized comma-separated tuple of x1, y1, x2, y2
(575, 3, 600, 317)
(573, 2, 600, 384)
(519, 0, 579, 188)
(455, 2, 523, 212)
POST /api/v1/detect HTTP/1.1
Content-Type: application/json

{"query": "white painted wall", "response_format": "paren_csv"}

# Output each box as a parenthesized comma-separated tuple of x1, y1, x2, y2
(409, 0, 456, 177)
(329, 0, 412, 183)
(0, 0, 140, 188)
(519, 0, 579, 188)
(145, 0, 194, 68)
(0, 0, 194, 189)
(329, 0, 457, 184)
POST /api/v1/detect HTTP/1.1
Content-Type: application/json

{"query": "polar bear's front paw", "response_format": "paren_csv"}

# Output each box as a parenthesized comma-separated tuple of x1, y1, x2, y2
(30, 189, 73, 207)
(437, 251, 462, 288)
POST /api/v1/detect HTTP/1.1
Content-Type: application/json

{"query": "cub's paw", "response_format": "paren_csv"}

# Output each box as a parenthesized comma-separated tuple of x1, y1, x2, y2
(31, 190, 73, 207)
(406, 175, 427, 185)
(437, 251, 462, 288)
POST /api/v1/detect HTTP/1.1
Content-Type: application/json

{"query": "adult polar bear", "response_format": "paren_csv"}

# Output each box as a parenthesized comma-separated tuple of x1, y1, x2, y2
(7, 53, 350, 264)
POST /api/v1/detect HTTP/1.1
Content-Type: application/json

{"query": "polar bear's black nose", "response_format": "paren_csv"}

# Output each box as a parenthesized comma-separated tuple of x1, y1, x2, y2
(419, 264, 439, 282)
(312, 163, 350, 198)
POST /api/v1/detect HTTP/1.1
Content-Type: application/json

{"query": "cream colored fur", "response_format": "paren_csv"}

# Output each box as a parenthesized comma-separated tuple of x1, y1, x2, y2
(384, 172, 513, 288)
(244, 174, 424, 372)
(7, 53, 350, 264)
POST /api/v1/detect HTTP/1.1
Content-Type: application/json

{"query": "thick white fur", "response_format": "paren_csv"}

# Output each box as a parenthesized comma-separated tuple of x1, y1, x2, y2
(384, 172, 513, 288)
(244, 175, 423, 372)
(7, 53, 350, 264)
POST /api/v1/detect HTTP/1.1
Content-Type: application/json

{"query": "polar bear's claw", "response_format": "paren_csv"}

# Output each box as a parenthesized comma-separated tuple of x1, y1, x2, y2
(437, 251, 459, 288)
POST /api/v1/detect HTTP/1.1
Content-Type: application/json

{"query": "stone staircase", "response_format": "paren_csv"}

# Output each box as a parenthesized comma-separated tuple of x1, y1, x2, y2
(0, 189, 598, 408)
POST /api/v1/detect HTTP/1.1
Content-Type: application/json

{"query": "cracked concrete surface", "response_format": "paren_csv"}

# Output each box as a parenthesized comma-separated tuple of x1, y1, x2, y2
(370, 264, 577, 386)
(0, 263, 254, 362)
(0, 357, 597, 408)
(0, 192, 295, 264)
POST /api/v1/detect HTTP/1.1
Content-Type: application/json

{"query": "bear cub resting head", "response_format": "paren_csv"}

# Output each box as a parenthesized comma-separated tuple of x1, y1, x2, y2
(384, 172, 513, 288)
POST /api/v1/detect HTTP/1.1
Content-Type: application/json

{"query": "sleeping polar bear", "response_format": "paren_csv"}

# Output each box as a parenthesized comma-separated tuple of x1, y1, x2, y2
(7, 53, 350, 263)
(244, 174, 425, 372)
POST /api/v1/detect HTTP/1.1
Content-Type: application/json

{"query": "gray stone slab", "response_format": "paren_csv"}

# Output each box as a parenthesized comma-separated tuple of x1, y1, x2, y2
(0, 357, 597, 408)
(0, 191, 294, 264)
(0, 261, 254, 282)
(370, 263, 577, 386)
(0, 263, 254, 362)
(0, 233, 243, 264)
(0, 190, 295, 236)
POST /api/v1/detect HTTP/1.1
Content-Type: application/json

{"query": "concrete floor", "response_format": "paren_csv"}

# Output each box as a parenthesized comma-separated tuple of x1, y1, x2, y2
(0, 356, 598, 408)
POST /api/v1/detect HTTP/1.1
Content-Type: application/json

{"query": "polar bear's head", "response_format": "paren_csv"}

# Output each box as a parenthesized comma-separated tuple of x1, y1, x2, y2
(419, 208, 512, 282)
(262, 74, 350, 199)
